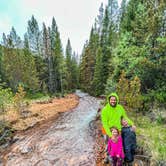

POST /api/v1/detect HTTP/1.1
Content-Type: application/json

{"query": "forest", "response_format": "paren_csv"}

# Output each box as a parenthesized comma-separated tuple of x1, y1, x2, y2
(0, 0, 165, 110)
(0, 0, 166, 163)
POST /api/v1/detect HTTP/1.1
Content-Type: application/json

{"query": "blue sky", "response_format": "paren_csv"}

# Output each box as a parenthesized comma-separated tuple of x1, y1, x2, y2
(0, 0, 114, 54)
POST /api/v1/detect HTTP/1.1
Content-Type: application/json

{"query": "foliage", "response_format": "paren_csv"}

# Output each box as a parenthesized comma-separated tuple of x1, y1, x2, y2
(1, 16, 80, 95)
(116, 71, 129, 105)
(105, 76, 116, 96)
(134, 114, 166, 162)
(65, 39, 79, 91)
(116, 71, 142, 112)
(0, 0, 165, 108)
(13, 84, 26, 113)
(26, 90, 47, 99)
(92, 47, 103, 96)
(0, 87, 13, 114)
(1, 46, 39, 92)
(0, 120, 14, 145)
(127, 76, 142, 112)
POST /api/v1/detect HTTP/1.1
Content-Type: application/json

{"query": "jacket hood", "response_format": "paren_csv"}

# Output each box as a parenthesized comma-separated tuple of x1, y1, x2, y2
(107, 92, 119, 104)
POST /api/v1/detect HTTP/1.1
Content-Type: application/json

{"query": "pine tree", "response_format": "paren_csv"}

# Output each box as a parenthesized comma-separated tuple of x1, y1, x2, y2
(116, 71, 129, 105)
(127, 76, 142, 112)
(23, 34, 39, 91)
(51, 17, 65, 93)
(70, 52, 79, 90)
(65, 39, 73, 90)
(2, 33, 7, 46)
(0, 46, 3, 86)
(79, 27, 99, 93)
(92, 47, 103, 96)
(9, 27, 22, 48)
(27, 15, 41, 55)
(42, 23, 54, 93)
(2, 39, 39, 91)
(100, 7, 111, 87)
(65, 39, 79, 91)
(108, 0, 119, 25)
(96, 3, 104, 35)
(119, 0, 127, 32)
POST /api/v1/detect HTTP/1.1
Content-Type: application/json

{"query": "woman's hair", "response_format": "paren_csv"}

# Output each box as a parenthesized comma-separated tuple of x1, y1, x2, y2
(110, 126, 119, 134)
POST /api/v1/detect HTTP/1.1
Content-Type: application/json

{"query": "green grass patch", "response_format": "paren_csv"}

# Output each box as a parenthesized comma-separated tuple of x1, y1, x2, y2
(130, 112, 166, 162)
(26, 92, 48, 99)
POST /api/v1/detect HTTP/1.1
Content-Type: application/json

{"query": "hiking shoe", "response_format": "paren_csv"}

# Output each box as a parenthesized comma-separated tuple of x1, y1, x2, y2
(103, 156, 109, 164)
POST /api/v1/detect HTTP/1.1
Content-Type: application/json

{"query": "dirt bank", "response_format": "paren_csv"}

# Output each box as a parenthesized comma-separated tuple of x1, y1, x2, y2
(5, 94, 79, 131)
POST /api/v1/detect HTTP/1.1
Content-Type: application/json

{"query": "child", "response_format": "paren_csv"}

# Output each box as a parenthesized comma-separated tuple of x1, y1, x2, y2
(121, 117, 137, 165)
(107, 127, 124, 166)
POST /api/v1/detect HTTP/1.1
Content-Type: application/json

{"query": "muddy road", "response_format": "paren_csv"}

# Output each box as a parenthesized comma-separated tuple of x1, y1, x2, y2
(1, 91, 101, 166)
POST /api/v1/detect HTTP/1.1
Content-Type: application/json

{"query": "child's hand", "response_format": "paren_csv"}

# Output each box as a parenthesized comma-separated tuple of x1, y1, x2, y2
(131, 125, 136, 132)
(116, 154, 120, 158)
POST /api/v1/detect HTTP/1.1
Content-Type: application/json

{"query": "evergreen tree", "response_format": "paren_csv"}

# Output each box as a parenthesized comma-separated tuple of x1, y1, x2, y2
(0, 45, 3, 86)
(100, 7, 111, 87)
(119, 0, 127, 29)
(2, 38, 39, 91)
(107, 0, 119, 25)
(27, 15, 41, 55)
(2, 33, 7, 46)
(96, 3, 104, 35)
(51, 17, 65, 93)
(9, 27, 22, 48)
(70, 52, 79, 90)
(92, 47, 103, 96)
(79, 27, 99, 93)
(65, 39, 79, 91)
(42, 23, 54, 93)
(65, 39, 73, 90)
(116, 70, 129, 105)
(127, 76, 142, 112)
(23, 34, 39, 91)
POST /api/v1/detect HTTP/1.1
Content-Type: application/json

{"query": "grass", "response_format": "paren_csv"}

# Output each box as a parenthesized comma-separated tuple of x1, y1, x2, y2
(25, 92, 51, 103)
(128, 112, 166, 162)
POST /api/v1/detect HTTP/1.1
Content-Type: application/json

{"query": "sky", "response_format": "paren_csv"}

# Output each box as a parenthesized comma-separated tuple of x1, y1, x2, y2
(0, 0, 120, 54)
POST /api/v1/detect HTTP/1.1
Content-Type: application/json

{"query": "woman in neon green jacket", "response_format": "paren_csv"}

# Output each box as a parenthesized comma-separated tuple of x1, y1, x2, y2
(101, 93, 136, 138)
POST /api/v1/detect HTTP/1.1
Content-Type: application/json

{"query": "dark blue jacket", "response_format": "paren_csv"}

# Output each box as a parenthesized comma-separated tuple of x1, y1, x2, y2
(121, 126, 136, 162)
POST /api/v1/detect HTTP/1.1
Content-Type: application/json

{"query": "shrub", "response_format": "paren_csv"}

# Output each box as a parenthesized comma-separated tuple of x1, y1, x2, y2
(0, 87, 13, 114)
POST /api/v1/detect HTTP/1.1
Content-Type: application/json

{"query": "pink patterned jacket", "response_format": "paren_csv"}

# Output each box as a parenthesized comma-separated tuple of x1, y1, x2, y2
(107, 136, 125, 158)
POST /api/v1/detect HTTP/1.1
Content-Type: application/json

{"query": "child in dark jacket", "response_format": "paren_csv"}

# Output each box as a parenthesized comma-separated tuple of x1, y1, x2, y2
(121, 117, 137, 164)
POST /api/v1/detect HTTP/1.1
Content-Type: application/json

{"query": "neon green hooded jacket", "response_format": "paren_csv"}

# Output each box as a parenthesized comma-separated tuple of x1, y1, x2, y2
(101, 93, 134, 137)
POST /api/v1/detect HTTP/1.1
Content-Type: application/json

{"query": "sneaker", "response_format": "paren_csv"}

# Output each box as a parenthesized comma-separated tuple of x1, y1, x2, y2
(103, 156, 109, 164)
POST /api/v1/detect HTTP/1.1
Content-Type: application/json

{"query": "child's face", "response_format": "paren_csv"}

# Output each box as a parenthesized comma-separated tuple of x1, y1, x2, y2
(121, 119, 128, 127)
(111, 128, 118, 136)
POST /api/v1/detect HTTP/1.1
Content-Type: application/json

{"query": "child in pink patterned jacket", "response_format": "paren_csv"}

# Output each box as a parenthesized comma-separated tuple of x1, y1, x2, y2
(107, 127, 124, 166)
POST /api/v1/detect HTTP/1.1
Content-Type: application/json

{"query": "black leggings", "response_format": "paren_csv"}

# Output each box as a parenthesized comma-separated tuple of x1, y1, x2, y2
(112, 156, 123, 166)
